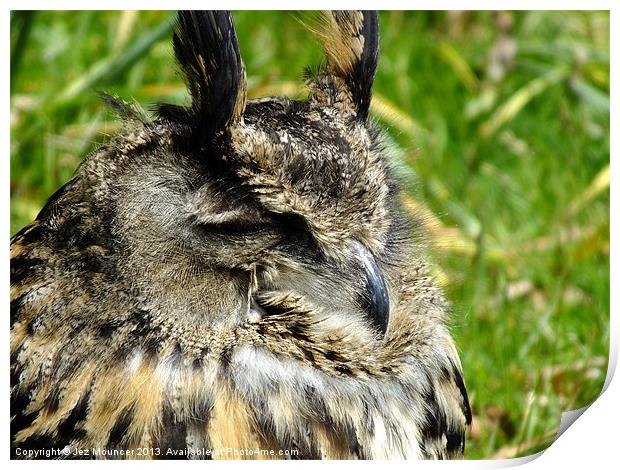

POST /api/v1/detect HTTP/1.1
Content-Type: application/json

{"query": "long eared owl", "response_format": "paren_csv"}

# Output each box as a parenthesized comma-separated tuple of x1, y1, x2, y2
(11, 10, 471, 459)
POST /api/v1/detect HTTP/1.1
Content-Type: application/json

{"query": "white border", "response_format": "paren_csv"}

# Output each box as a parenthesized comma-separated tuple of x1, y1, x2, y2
(4, 3, 616, 467)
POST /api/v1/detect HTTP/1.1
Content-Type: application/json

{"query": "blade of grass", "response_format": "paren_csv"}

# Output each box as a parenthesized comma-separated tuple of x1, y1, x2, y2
(480, 68, 569, 137)
(114, 10, 140, 52)
(569, 76, 610, 113)
(568, 164, 610, 216)
(10, 11, 36, 94)
(371, 93, 429, 141)
(515, 391, 536, 456)
(437, 42, 479, 92)
(54, 13, 175, 106)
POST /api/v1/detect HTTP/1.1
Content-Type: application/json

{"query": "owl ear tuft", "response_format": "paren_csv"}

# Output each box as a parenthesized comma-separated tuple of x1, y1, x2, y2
(173, 11, 247, 135)
(313, 11, 379, 121)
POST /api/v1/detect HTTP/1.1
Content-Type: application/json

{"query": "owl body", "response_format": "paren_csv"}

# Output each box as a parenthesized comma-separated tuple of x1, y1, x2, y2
(11, 11, 471, 459)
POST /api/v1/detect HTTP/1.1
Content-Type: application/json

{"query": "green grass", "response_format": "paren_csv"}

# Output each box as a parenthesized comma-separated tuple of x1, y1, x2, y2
(10, 11, 610, 459)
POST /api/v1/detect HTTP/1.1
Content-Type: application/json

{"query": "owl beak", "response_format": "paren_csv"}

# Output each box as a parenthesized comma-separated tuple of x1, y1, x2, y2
(353, 242, 390, 335)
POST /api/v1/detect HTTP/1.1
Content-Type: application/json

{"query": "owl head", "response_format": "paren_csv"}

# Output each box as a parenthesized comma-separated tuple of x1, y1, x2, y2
(106, 11, 410, 338)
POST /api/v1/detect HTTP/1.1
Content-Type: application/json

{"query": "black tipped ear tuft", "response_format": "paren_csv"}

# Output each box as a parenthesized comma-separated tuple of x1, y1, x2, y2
(313, 11, 379, 121)
(173, 11, 247, 136)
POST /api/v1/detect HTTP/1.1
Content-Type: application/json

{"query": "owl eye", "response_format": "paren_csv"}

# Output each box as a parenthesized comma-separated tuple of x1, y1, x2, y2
(272, 212, 322, 253)
(203, 219, 272, 236)
(198, 211, 312, 240)
(272, 212, 311, 235)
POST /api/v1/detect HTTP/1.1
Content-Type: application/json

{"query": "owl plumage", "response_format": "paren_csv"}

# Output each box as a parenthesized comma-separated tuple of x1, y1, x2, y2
(10, 11, 471, 459)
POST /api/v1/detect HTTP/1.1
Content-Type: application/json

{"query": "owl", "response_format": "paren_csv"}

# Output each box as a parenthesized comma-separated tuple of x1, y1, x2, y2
(10, 11, 471, 459)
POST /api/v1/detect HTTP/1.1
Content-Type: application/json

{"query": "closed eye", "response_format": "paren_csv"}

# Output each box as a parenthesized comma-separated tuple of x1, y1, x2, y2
(198, 211, 319, 252)
(272, 212, 309, 234)
(271, 212, 324, 260)
(200, 218, 272, 237)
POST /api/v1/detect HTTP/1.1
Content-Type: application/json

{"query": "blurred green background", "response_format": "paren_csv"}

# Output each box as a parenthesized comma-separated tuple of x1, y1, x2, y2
(10, 11, 610, 459)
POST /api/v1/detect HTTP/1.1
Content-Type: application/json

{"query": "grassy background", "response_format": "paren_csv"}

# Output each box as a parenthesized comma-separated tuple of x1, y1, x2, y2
(10, 11, 610, 459)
